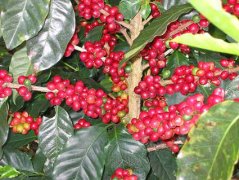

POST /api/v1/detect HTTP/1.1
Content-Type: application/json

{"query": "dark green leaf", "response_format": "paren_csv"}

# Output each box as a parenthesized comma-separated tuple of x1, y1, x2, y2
(119, 0, 141, 20)
(0, 98, 9, 158)
(0, 165, 20, 178)
(114, 41, 130, 52)
(104, 125, 150, 179)
(85, 26, 104, 42)
(177, 101, 239, 180)
(32, 149, 46, 173)
(39, 106, 73, 163)
(53, 125, 109, 180)
(0, 149, 34, 172)
(1, 0, 50, 49)
(27, 94, 50, 117)
(149, 149, 176, 180)
(100, 76, 113, 92)
(162, 0, 187, 10)
(4, 131, 36, 149)
(27, 0, 75, 71)
(121, 4, 193, 66)
(166, 51, 189, 72)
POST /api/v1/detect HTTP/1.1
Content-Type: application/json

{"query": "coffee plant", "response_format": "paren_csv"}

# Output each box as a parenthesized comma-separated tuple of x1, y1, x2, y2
(0, 0, 239, 179)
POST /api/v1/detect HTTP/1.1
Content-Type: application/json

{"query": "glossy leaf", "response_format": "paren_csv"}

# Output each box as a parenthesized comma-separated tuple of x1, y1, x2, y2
(27, 0, 75, 71)
(5, 131, 36, 149)
(149, 149, 176, 180)
(121, 4, 193, 66)
(85, 26, 104, 42)
(38, 106, 73, 163)
(0, 98, 9, 158)
(0, 165, 20, 178)
(104, 125, 150, 179)
(53, 125, 109, 180)
(188, 0, 239, 43)
(177, 101, 239, 180)
(225, 76, 239, 99)
(0, 149, 34, 172)
(119, 0, 141, 20)
(1, 0, 50, 49)
(172, 33, 239, 56)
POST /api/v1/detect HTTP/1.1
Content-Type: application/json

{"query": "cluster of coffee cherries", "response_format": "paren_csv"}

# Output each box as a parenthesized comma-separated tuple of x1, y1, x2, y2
(141, 37, 167, 75)
(111, 168, 138, 180)
(127, 88, 225, 152)
(99, 5, 124, 33)
(17, 74, 37, 101)
(64, 33, 80, 57)
(79, 41, 107, 68)
(223, 0, 239, 16)
(103, 51, 128, 92)
(135, 61, 238, 98)
(10, 111, 42, 135)
(0, 69, 13, 98)
(77, 0, 105, 20)
(74, 118, 91, 130)
(45, 75, 128, 123)
(150, 3, 161, 18)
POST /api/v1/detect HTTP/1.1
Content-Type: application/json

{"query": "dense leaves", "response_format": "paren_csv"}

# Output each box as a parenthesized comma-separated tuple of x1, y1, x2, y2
(27, 0, 75, 71)
(53, 125, 109, 179)
(177, 101, 239, 180)
(1, 0, 50, 49)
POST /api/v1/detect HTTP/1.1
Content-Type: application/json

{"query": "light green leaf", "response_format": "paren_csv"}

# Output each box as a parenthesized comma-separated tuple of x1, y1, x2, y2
(188, 0, 239, 43)
(177, 101, 239, 180)
(121, 4, 193, 66)
(0, 165, 20, 178)
(1, 0, 50, 49)
(39, 106, 73, 163)
(0, 98, 9, 158)
(27, 0, 75, 71)
(9, 47, 33, 81)
(140, 1, 151, 20)
(172, 33, 239, 56)
(149, 149, 177, 180)
(53, 125, 109, 180)
(119, 0, 141, 20)
(104, 125, 150, 179)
